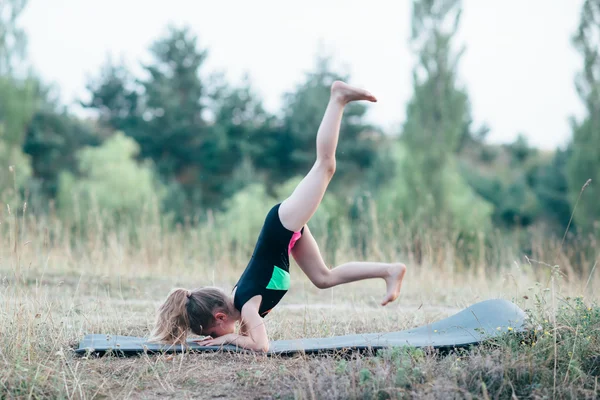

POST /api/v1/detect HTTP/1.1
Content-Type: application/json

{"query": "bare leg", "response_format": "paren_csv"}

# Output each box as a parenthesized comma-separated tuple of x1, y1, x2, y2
(279, 81, 377, 232)
(291, 225, 406, 306)
(328, 261, 406, 306)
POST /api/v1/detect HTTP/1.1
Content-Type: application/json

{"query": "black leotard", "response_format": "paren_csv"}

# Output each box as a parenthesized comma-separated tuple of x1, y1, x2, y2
(233, 203, 303, 317)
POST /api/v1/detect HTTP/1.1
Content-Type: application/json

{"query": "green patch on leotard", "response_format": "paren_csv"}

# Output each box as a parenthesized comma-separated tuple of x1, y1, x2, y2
(266, 266, 290, 291)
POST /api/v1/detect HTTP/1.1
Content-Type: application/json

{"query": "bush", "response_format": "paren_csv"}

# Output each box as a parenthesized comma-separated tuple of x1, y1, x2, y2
(57, 132, 165, 222)
(375, 142, 493, 234)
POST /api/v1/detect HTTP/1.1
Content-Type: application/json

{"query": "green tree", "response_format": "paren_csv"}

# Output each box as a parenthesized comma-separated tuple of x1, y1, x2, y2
(83, 27, 213, 206)
(262, 56, 380, 193)
(0, 0, 34, 204)
(136, 26, 216, 207)
(24, 87, 101, 201)
(82, 59, 140, 135)
(1, 0, 101, 211)
(401, 0, 479, 226)
(378, 142, 492, 233)
(568, 0, 600, 236)
(480, 137, 540, 228)
(211, 76, 271, 198)
(508, 133, 537, 166)
(530, 148, 572, 232)
(0, 0, 28, 76)
(84, 27, 268, 212)
(57, 132, 165, 221)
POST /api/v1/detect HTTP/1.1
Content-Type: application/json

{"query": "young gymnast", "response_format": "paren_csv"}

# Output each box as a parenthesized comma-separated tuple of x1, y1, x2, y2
(150, 81, 407, 352)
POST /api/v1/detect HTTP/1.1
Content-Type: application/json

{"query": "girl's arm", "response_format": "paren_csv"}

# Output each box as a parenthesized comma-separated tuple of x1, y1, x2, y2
(195, 296, 269, 352)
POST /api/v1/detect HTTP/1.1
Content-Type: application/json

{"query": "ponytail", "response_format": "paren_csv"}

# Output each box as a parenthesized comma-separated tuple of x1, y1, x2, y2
(149, 288, 191, 344)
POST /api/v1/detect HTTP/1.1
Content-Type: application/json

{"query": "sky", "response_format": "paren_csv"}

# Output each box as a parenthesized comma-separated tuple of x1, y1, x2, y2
(20, 0, 585, 150)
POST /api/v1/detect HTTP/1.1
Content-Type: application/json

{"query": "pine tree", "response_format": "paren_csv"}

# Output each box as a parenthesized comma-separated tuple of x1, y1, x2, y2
(568, 0, 600, 235)
(402, 0, 472, 222)
(0, 0, 28, 75)
(134, 26, 214, 208)
(84, 27, 273, 212)
(82, 59, 140, 135)
(268, 56, 379, 192)
(24, 91, 101, 200)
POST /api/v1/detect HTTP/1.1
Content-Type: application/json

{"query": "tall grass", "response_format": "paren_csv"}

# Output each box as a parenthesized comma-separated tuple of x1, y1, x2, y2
(4, 193, 597, 281)
(0, 197, 598, 398)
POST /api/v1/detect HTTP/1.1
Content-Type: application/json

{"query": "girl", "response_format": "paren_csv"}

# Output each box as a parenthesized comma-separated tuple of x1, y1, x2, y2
(150, 81, 407, 352)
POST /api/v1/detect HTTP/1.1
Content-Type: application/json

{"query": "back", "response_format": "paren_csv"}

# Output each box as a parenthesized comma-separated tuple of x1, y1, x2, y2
(233, 204, 303, 316)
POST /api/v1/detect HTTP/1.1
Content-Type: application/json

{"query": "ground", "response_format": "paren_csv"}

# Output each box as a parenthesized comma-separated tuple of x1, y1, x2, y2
(1, 218, 599, 399)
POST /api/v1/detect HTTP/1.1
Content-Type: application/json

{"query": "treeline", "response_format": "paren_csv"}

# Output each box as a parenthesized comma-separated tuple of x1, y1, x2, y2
(0, 0, 599, 246)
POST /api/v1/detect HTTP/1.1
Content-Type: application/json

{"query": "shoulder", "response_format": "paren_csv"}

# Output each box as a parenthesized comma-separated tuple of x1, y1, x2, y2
(241, 295, 262, 315)
(239, 295, 263, 334)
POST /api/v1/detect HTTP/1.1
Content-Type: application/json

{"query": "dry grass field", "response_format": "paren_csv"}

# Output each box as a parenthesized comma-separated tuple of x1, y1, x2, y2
(1, 207, 599, 399)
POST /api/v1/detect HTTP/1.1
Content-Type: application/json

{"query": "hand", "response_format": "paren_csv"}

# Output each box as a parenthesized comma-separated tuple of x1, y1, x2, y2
(194, 333, 238, 347)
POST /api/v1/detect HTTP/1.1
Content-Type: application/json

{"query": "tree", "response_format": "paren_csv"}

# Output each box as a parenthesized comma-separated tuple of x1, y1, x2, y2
(530, 148, 572, 232)
(137, 26, 211, 200)
(460, 135, 545, 230)
(401, 0, 475, 224)
(0, 0, 103, 208)
(262, 56, 380, 193)
(24, 86, 101, 200)
(211, 76, 271, 198)
(84, 26, 238, 211)
(508, 133, 537, 166)
(568, 0, 600, 236)
(57, 132, 165, 221)
(0, 0, 34, 204)
(82, 59, 140, 135)
(0, 0, 28, 76)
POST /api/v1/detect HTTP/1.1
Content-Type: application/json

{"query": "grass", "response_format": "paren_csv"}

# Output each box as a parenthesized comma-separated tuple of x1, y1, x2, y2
(0, 204, 599, 399)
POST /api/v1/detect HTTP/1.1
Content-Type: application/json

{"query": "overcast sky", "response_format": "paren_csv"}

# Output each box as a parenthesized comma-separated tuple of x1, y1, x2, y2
(21, 0, 585, 150)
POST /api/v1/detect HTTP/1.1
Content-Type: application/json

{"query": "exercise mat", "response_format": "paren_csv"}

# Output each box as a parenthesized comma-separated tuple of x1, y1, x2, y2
(75, 299, 527, 356)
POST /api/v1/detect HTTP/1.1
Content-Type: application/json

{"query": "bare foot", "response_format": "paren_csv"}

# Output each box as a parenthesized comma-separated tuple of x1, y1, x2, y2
(381, 263, 406, 306)
(331, 81, 377, 104)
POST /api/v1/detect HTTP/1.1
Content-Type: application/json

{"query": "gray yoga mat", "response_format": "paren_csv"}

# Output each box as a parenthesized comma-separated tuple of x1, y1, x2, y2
(75, 299, 527, 356)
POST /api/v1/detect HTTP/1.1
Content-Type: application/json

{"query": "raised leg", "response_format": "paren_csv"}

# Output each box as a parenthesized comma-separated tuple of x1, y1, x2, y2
(278, 81, 377, 232)
(291, 225, 406, 306)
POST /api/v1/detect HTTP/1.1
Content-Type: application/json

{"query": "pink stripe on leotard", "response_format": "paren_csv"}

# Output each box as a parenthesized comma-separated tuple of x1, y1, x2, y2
(288, 230, 302, 255)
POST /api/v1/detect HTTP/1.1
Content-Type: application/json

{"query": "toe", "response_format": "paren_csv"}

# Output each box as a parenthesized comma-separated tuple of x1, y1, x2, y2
(366, 93, 377, 102)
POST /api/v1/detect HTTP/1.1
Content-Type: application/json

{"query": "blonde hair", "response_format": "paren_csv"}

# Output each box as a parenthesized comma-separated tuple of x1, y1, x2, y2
(149, 287, 235, 344)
